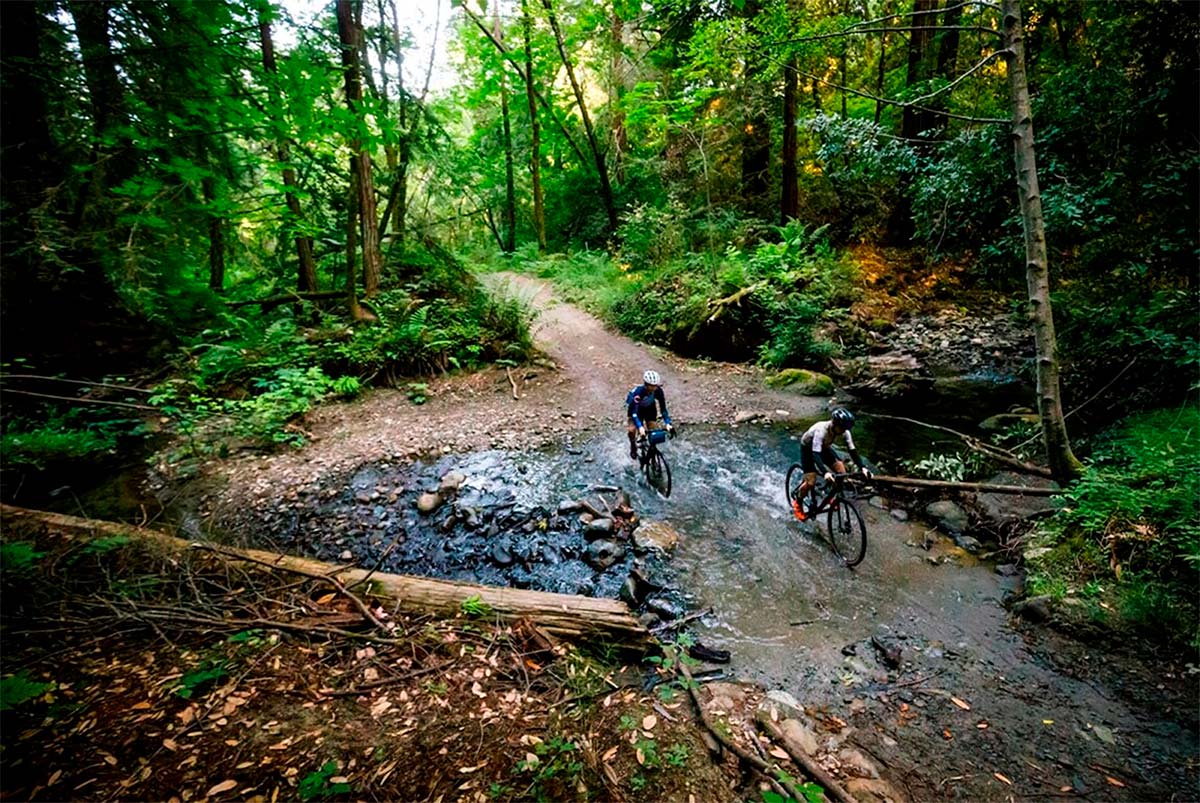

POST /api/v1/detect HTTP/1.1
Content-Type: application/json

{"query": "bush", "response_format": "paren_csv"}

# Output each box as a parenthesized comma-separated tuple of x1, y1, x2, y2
(1026, 405, 1200, 647)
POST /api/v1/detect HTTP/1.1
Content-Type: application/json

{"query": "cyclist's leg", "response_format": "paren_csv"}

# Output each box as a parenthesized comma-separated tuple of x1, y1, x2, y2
(795, 444, 818, 519)
(626, 417, 638, 459)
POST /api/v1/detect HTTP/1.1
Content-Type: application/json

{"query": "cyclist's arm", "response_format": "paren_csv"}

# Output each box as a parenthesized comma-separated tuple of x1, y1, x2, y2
(628, 393, 644, 431)
(657, 388, 672, 425)
(843, 431, 870, 474)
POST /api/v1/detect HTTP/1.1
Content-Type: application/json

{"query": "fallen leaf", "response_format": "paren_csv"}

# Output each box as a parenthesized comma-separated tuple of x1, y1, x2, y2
(130, 701, 152, 711)
(768, 747, 789, 760)
(329, 776, 349, 784)
(162, 739, 179, 752)
(642, 714, 657, 730)
(993, 772, 1012, 785)
(458, 764, 486, 774)
(635, 748, 645, 766)
(942, 729, 953, 740)
(976, 721, 989, 729)
(48, 770, 62, 786)
(315, 593, 336, 605)
(601, 746, 618, 763)
(207, 779, 238, 797)
(1043, 719, 1054, 725)
(769, 706, 779, 722)
(951, 697, 971, 711)
(1105, 776, 1126, 788)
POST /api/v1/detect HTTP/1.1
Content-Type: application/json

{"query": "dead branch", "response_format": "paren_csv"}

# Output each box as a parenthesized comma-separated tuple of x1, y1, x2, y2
(191, 543, 389, 631)
(505, 366, 520, 400)
(870, 474, 1059, 495)
(868, 412, 1054, 478)
(678, 663, 803, 802)
(755, 711, 856, 803)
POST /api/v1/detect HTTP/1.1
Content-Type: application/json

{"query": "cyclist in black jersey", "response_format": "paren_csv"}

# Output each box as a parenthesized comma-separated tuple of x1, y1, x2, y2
(793, 407, 871, 520)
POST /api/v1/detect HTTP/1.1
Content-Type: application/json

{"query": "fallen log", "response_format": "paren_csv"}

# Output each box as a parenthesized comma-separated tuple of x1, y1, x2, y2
(754, 710, 854, 803)
(869, 475, 1060, 496)
(227, 290, 345, 310)
(0, 504, 650, 648)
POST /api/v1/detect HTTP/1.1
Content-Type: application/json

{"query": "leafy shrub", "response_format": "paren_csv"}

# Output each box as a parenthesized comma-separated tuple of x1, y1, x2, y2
(1027, 405, 1199, 646)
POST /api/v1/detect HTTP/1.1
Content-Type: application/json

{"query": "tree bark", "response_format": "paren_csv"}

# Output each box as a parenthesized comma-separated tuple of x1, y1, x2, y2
(202, 175, 226, 293)
(900, 0, 937, 142)
(0, 505, 651, 646)
(520, 0, 547, 250)
(1002, 0, 1082, 482)
(336, 0, 382, 298)
(869, 475, 1059, 495)
(259, 16, 318, 292)
(781, 0, 799, 223)
(494, 7, 517, 253)
(540, 0, 619, 232)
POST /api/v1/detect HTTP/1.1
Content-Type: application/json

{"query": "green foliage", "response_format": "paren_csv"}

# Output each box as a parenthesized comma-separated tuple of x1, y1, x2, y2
(174, 659, 229, 700)
(0, 672, 55, 712)
(904, 451, 990, 483)
(512, 735, 584, 803)
(611, 220, 857, 367)
(460, 594, 493, 618)
(0, 402, 144, 471)
(0, 542, 46, 575)
(1028, 406, 1200, 646)
(298, 760, 352, 801)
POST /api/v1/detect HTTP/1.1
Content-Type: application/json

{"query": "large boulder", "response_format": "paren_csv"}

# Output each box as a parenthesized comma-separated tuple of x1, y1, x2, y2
(765, 368, 835, 395)
(924, 500, 968, 534)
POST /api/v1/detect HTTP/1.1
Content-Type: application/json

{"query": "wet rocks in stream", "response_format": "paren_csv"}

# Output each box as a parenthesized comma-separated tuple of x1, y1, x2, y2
(224, 449, 690, 618)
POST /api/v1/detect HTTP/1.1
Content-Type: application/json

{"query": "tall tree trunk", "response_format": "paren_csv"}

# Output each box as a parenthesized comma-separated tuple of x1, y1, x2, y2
(201, 174, 225, 293)
(494, 7, 517, 253)
(610, 13, 628, 184)
(540, 0, 618, 232)
(259, 16, 318, 292)
(520, 0, 547, 251)
(68, 0, 133, 227)
(900, 0, 937, 142)
(1002, 0, 1082, 482)
(875, 17, 887, 124)
(933, 0, 963, 136)
(781, 53, 799, 222)
(336, 0, 382, 298)
(739, 0, 770, 212)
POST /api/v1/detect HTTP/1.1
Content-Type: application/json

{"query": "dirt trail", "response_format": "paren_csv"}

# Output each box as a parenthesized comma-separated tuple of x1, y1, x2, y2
(207, 272, 824, 510)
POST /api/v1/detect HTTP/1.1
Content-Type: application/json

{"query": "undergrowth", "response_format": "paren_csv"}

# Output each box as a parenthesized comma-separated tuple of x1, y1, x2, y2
(1025, 404, 1200, 649)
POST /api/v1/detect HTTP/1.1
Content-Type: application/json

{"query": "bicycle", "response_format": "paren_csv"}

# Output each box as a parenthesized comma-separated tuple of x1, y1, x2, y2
(638, 426, 674, 497)
(783, 467, 868, 567)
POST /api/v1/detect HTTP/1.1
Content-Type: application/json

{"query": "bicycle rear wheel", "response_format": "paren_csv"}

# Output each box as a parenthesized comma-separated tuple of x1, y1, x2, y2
(827, 497, 867, 567)
(647, 450, 672, 497)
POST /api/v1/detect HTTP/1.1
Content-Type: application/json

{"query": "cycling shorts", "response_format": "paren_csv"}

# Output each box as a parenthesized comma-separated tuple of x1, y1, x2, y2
(801, 443, 838, 474)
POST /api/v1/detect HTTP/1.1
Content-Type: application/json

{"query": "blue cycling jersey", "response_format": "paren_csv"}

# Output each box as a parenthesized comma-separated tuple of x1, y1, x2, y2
(625, 384, 671, 429)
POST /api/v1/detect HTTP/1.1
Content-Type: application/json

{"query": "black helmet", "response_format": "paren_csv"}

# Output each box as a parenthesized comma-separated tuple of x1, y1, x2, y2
(831, 408, 855, 429)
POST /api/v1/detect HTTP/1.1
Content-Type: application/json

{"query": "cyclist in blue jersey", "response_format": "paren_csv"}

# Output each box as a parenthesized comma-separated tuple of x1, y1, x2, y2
(792, 407, 871, 520)
(626, 370, 674, 460)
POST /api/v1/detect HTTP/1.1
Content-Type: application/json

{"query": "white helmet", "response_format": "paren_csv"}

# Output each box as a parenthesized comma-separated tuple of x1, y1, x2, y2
(643, 370, 661, 385)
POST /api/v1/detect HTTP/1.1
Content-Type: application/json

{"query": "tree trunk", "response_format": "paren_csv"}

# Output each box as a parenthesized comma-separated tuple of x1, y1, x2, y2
(610, 13, 628, 184)
(494, 7, 517, 253)
(336, 0, 382, 298)
(540, 0, 619, 232)
(900, 0, 937, 142)
(259, 16, 318, 292)
(202, 175, 226, 293)
(0, 505, 651, 646)
(1002, 0, 1082, 482)
(520, 0, 547, 251)
(781, 55, 799, 222)
(68, 0, 133, 226)
(933, 0, 964, 136)
(875, 16, 887, 124)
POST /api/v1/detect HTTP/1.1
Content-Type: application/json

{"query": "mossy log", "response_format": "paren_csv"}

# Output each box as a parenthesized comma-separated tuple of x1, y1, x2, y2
(0, 504, 650, 648)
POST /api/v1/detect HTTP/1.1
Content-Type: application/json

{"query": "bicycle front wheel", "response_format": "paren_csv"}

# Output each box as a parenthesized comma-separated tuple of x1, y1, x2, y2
(827, 498, 867, 567)
(648, 451, 672, 497)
